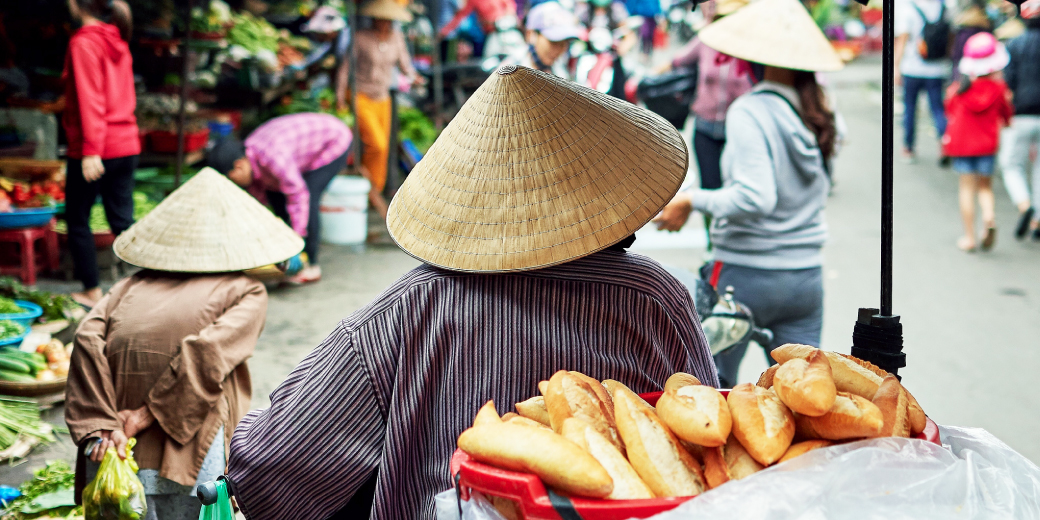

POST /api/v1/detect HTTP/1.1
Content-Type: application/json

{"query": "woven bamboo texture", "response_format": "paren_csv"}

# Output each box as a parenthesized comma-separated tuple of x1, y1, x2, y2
(698, 0, 845, 73)
(360, 0, 413, 21)
(114, 168, 304, 272)
(387, 65, 689, 272)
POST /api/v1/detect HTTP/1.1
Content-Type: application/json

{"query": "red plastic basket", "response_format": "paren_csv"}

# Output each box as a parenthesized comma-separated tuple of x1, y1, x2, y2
(452, 390, 941, 520)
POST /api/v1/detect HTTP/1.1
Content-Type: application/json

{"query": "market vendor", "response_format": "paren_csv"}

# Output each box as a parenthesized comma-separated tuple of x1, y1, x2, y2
(64, 168, 303, 520)
(208, 113, 351, 284)
(226, 66, 718, 519)
(334, 0, 423, 219)
(502, 1, 584, 78)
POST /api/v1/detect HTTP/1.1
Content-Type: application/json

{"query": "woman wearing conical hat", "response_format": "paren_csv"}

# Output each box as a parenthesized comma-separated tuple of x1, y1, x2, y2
(225, 66, 718, 520)
(64, 168, 302, 520)
(334, 0, 423, 219)
(654, 0, 841, 387)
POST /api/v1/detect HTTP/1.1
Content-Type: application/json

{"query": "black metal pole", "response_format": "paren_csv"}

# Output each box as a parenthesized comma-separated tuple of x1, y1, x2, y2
(174, 0, 196, 189)
(880, 0, 894, 317)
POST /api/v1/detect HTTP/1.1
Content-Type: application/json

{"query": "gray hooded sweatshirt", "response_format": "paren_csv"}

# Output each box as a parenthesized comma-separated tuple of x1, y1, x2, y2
(692, 81, 830, 270)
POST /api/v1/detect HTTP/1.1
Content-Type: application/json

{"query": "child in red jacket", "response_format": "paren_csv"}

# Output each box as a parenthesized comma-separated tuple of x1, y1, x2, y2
(943, 32, 1014, 252)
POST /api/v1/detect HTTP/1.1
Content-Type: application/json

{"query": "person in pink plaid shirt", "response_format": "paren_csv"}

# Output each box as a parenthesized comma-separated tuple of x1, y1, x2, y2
(208, 113, 352, 284)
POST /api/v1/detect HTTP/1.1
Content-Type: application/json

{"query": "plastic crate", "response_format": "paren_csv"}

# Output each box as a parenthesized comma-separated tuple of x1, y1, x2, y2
(452, 390, 941, 520)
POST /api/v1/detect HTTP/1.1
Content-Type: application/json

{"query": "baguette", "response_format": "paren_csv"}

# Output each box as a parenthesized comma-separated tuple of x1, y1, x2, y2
(603, 379, 654, 411)
(772, 350, 837, 417)
(838, 354, 927, 435)
(560, 418, 654, 499)
(474, 400, 502, 426)
(544, 371, 624, 454)
(656, 385, 731, 447)
(538, 380, 549, 395)
(506, 415, 553, 431)
(872, 375, 910, 437)
(702, 435, 764, 489)
(570, 371, 616, 424)
(501, 412, 519, 421)
(664, 372, 702, 393)
(458, 422, 613, 498)
(771, 345, 882, 400)
(613, 387, 707, 498)
(727, 383, 795, 466)
(794, 392, 884, 440)
(778, 439, 833, 463)
(515, 396, 552, 427)
(757, 364, 779, 389)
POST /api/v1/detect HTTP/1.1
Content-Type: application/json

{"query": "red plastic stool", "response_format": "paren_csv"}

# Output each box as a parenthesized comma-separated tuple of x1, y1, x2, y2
(0, 222, 59, 286)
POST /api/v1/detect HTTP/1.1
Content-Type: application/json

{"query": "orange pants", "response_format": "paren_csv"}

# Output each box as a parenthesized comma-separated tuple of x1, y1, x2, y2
(356, 93, 392, 193)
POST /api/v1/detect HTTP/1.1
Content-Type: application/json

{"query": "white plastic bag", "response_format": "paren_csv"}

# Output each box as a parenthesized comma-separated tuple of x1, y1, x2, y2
(434, 489, 508, 520)
(648, 425, 1040, 520)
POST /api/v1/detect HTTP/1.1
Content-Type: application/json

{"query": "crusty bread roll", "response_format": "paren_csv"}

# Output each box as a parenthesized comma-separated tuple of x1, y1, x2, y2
(837, 354, 927, 435)
(603, 379, 654, 411)
(474, 400, 502, 426)
(778, 439, 833, 463)
(506, 415, 554, 431)
(613, 387, 706, 498)
(656, 385, 731, 447)
(515, 396, 551, 427)
(545, 371, 624, 454)
(794, 392, 884, 440)
(570, 372, 616, 424)
(502, 412, 519, 421)
(538, 380, 549, 395)
(727, 383, 795, 466)
(771, 344, 882, 400)
(560, 418, 654, 499)
(773, 350, 837, 417)
(458, 422, 613, 498)
(757, 364, 779, 389)
(664, 372, 702, 393)
(872, 375, 910, 437)
(702, 435, 764, 489)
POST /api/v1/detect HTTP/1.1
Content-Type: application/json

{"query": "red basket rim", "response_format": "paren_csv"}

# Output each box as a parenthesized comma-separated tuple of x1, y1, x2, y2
(452, 389, 941, 519)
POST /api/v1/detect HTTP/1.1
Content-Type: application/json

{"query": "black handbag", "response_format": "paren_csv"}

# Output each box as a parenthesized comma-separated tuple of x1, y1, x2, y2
(636, 67, 699, 130)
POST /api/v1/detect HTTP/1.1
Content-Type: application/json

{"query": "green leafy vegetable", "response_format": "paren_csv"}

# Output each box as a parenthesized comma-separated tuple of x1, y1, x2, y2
(0, 278, 76, 322)
(1, 460, 82, 519)
(0, 298, 23, 315)
(398, 108, 438, 153)
(0, 321, 24, 341)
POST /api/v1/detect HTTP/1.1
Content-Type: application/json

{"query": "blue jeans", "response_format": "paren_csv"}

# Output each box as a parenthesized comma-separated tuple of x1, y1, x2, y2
(711, 263, 824, 388)
(902, 76, 947, 153)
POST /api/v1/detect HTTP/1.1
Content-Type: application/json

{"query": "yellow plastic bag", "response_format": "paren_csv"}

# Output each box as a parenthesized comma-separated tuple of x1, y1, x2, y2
(83, 438, 148, 520)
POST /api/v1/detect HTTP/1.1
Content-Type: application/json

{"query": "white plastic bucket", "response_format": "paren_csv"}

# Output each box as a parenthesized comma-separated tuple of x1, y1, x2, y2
(320, 175, 371, 245)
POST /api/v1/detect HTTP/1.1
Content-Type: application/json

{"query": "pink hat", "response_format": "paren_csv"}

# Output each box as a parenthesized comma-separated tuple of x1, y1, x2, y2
(958, 32, 1010, 78)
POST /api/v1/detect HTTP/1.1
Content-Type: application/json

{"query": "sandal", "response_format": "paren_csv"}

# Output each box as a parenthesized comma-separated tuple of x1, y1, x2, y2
(980, 226, 997, 252)
(957, 236, 977, 253)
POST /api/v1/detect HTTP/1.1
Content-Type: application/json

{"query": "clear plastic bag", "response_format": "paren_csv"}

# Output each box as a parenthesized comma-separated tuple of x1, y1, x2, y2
(434, 490, 508, 520)
(649, 425, 1040, 520)
(83, 438, 148, 520)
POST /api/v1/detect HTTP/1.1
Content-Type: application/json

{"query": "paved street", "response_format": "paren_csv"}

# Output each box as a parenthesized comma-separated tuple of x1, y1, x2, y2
(3, 54, 1038, 490)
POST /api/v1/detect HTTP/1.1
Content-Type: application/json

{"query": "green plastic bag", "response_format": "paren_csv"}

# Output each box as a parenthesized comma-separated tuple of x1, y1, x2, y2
(83, 438, 148, 520)
(198, 480, 235, 520)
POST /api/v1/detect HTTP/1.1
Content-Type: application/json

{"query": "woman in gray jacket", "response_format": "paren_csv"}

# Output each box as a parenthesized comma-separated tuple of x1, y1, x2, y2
(654, 0, 843, 387)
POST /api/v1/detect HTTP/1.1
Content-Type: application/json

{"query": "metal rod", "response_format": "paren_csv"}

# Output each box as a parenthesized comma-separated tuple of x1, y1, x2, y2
(880, 0, 895, 317)
(174, 0, 195, 189)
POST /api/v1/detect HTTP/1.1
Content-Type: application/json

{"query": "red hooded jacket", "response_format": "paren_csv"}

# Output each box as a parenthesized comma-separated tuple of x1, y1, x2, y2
(62, 23, 140, 160)
(942, 77, 1013, 158)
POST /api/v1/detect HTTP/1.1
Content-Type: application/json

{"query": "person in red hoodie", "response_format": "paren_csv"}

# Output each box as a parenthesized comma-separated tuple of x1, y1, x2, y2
(62, 0, 139, 307)
(943, 32, 1013, 253)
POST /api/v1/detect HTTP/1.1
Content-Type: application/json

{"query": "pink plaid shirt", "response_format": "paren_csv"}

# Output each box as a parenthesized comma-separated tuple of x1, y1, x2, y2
(245, 113, 352, 236)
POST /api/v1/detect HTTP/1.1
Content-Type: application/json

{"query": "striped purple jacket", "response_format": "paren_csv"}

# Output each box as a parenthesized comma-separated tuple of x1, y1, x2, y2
(227, 251, 718, 520)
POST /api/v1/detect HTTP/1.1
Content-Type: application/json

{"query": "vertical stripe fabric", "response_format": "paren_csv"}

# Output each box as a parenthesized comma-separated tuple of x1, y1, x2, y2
(227, 251, 718, 520)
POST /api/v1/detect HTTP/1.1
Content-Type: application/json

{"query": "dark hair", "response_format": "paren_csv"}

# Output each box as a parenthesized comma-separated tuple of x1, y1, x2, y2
(207, 137, 247, 175)
(72, 0, 133, 41)
(793, 71, 837, 160)
(1027, 15, 1040, 30)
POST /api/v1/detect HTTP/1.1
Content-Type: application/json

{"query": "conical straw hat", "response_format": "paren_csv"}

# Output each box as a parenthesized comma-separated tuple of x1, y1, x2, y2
(698, 0, 844, 72)
(386, 65, 689, 273)
(114, 168, 304, 272)
(360, 0, 413, 22)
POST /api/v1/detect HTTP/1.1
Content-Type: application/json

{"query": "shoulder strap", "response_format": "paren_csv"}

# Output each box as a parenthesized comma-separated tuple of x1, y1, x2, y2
(754, 90, 832, 176)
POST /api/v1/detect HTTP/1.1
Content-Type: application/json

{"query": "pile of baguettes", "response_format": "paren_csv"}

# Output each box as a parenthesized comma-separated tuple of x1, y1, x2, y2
(457, 344, 928, 501)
